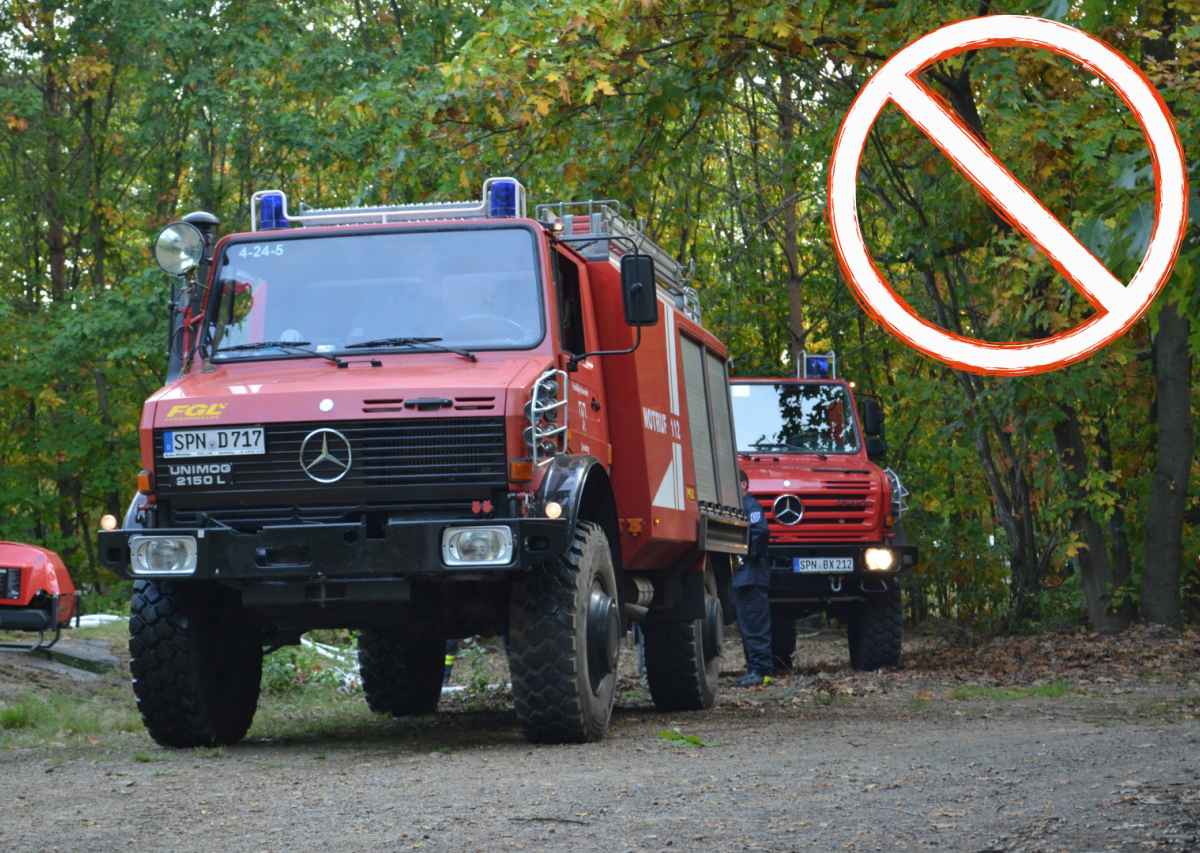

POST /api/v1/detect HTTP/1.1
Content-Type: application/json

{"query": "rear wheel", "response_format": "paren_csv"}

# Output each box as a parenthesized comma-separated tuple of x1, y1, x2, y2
(847, 586, 902, 671)
(644, 567, 722, 712)
(128, 580, 262, 748)
(357, 631, 444, 716)
(770, 606, 797, 671)
(508, 522, 618, 744)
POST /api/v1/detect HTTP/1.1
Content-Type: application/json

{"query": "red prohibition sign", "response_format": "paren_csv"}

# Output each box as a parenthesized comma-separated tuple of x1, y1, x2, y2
(827, 16, 1189, 376)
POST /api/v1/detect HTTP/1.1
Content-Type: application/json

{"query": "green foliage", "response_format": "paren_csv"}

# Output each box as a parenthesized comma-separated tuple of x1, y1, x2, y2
(657, 727, 721, 747)
(948, 681, 1074, 701)
(0, 691, 141, 742)
(261, 642, 350, 695)
(453, 637, 497, 698)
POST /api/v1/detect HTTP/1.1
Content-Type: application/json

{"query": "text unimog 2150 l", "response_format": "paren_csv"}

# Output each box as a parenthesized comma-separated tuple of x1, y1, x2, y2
(98, 179, 749, 747)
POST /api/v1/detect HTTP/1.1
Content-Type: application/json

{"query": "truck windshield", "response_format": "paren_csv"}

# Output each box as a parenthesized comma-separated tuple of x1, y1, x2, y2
(211, 228, 543, 358)
(730, 383, 860, 454)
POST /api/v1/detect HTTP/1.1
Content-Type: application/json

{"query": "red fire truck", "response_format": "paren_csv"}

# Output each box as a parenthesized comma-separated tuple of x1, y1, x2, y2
(97, 179, 748, 747)
(730, 357, 917, 671)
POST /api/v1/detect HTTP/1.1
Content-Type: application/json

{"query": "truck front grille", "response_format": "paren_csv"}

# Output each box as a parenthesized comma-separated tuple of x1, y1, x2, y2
(154, 417, 508, 514)
(754, 477, 881, 543)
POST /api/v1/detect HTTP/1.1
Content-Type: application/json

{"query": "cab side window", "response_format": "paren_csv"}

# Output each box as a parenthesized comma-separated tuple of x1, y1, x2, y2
(555, 252, 586, 355)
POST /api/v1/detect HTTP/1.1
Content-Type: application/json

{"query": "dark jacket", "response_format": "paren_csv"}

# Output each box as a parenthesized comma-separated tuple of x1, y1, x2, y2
(735, 493, 771, 587)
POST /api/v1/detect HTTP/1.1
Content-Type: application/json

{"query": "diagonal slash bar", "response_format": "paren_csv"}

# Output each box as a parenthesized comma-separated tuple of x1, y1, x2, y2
(888, 73, 1127, 313)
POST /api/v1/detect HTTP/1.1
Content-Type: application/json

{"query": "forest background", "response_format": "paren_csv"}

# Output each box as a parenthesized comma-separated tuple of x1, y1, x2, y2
(1, 0, 1198, 634)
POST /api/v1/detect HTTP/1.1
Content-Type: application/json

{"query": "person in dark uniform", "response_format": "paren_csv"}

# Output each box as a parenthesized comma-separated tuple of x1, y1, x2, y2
(733, 468, 773, 687)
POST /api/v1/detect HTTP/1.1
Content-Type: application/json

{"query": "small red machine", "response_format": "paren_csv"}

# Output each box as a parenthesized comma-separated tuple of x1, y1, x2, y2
(730, 355, 918, 671)
(0, 541, 80, 651)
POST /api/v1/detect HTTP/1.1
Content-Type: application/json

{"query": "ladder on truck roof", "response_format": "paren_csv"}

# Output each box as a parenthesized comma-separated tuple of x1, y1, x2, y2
(535, 199, 701, 322)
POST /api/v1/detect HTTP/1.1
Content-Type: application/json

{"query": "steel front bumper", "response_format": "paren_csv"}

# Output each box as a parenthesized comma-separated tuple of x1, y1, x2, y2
(766, 543, 918, 601)
(97, 517, 571, 582)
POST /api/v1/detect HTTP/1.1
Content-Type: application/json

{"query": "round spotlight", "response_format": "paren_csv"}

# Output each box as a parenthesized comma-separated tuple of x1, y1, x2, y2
(545, 502, 563, 520)
(100, 514, 118, 531)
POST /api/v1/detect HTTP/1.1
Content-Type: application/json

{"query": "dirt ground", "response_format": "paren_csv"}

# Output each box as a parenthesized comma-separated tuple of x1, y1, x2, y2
(0, 623, 1197, 853)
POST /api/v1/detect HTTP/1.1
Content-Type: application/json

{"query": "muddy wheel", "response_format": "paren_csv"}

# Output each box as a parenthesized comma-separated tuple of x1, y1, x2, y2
(128, 579, 262, 748)
(643, 567, 722, 712)
(847, 586, 902, 671)
(357, 631, 444, 716)
(508, 521, 618, 744)
(770, 606, 797, 671)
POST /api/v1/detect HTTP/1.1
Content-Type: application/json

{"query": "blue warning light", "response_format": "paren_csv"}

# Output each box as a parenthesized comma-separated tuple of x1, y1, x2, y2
(258, 193, 289, 231)
(489, 180, 518, 218)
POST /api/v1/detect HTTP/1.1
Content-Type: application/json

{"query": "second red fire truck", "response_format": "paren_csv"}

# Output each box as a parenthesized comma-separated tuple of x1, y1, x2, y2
(730, 356, 917, 671)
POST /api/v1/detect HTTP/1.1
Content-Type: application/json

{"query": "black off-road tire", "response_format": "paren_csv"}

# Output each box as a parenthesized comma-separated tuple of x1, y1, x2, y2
(357, 631, 444, 716)
(770, 607, 797, 671)
(508, 522, 617, 744)
(128, 579, 263, 748)
(846, 586, 902, 671)
(643, 570, 721, 712)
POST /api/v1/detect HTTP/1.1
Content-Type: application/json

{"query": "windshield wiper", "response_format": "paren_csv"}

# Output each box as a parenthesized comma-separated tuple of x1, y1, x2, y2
(344, 337, 477, 362)
(215, 341, 342, 366)
(749, 442, 829, 460)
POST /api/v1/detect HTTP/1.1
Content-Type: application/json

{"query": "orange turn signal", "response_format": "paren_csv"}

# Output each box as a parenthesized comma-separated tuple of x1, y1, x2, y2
(885, 515, 895, 528)
(509, 459, 533, 482)
(137, 471, 153, 494)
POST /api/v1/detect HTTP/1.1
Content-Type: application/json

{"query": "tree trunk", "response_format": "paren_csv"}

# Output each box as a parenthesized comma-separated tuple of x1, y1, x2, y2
(778, 65, 807, 370)
(1142, 301, 1191, 627)
(1097, 417, 1136, 621)
(94, 366, 123, 517)
(1052, 405, 1127, 633)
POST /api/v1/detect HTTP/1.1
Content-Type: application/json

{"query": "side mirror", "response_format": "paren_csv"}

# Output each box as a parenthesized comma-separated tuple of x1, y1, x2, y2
(861, 398, 884, 437)
(155, 222, 205, 277)
(620, 254, 659, 326)
(865, 436, 888, 460)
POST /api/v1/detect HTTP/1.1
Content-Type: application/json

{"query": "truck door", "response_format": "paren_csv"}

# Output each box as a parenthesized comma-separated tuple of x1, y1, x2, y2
(554, 249, 609, 464)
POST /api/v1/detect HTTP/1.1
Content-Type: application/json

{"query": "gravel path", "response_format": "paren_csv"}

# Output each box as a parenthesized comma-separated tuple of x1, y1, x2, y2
(1, 628, 1196, 852)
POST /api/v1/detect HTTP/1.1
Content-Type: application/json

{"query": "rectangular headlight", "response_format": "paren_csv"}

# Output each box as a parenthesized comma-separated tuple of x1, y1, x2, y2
(864, 548, 895, 571)
(442, 526, 514, 566)
(129, 536, 198, 576)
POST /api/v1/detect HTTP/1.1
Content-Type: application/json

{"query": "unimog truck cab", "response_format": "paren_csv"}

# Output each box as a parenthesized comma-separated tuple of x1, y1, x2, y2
(730, 363, 917, 671)
(98, 179, 748, 747)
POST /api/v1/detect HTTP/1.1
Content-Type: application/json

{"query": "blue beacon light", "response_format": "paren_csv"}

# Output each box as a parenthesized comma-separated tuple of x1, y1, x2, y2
(259, 193, 290, 231)
(489, 180, 518, 218)
(805, 356, 831, 379)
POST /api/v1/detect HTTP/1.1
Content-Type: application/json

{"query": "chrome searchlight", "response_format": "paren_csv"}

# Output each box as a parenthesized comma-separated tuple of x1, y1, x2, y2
(154, 221, 205, 276)
(442, 527, 514, 566)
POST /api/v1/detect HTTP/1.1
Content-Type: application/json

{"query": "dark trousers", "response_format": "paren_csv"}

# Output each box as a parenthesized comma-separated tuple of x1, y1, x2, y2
(733, 584, 772, 675)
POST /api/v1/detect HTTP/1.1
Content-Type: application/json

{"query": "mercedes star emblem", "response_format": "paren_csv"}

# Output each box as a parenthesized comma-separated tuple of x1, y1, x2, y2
(299, 428, 352, 483)
(773, 494, 804, 526)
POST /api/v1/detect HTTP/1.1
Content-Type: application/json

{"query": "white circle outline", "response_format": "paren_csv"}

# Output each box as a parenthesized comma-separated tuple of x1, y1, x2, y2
(828, 16, 1188, 376)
